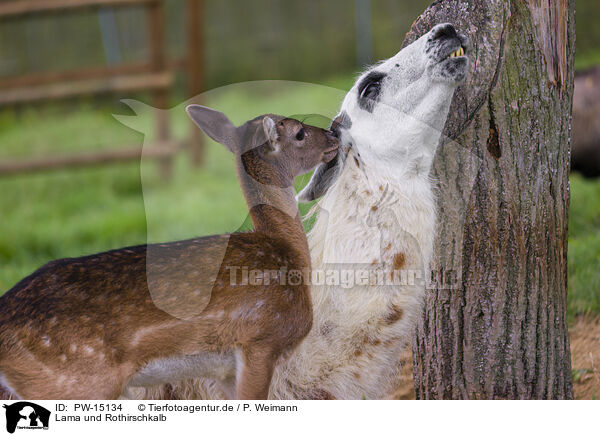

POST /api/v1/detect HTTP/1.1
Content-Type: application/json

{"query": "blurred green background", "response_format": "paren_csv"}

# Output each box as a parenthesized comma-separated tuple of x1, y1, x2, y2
(0, 0, 598, 322)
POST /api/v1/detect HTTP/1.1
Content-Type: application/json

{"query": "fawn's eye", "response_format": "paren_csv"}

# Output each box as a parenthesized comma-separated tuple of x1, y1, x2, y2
(295, 128, 305, 141)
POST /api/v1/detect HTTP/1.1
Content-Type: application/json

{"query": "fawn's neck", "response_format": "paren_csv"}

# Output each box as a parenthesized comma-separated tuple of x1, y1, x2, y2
(237, 152, 310, 269)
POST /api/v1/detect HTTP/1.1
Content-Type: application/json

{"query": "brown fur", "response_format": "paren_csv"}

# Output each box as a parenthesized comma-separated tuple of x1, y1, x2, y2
(163, 384, 179, 401)
(392, 252, 406, 270)
(309, 389, 336, 400)
(0, 113, 339, 400)
(383, 304, 404, 325)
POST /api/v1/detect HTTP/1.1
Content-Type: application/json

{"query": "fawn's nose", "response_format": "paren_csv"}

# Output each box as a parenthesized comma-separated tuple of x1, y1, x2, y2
(325, 131, 340, 146)
(327, 129, 340, 140)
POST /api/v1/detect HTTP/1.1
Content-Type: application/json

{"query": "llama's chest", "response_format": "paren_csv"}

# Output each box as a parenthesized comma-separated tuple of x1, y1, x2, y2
(278, 162, 435, 399)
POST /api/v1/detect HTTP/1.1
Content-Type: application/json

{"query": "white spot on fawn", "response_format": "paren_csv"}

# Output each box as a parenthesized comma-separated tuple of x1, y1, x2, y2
(285, 289, 295, 302)
(41, 336, 51, 347)
(230, 308, 244, 320)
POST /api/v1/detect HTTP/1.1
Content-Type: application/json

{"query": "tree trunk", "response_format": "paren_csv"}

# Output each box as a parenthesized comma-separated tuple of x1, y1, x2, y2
(408, 0, 575, 399)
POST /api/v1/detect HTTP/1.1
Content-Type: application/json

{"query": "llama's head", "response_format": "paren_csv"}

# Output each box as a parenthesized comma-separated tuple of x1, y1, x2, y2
(298, 23, 469, 202)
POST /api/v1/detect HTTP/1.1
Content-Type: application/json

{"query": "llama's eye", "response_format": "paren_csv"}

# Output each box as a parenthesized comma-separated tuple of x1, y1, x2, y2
(357, 71, 386, 113)
(360, 81, 380, 99)
(295, 128, 305, 141)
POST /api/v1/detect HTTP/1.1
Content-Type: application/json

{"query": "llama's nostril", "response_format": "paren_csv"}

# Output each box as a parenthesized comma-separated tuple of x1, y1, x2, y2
(433, 23, 457, 40)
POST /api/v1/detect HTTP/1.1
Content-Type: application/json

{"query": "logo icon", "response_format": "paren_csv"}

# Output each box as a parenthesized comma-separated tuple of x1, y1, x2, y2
(3, 402, 50, 434)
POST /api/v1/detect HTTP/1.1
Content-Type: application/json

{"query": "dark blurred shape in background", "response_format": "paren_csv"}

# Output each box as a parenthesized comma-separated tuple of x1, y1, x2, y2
(573, 67, 600, 177)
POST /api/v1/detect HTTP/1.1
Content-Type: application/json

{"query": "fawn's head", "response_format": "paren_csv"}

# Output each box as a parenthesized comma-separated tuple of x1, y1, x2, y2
(187, 105, 339, 186)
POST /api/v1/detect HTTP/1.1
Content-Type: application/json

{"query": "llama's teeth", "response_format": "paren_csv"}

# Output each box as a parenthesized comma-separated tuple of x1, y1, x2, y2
(449, 48, 464, 59)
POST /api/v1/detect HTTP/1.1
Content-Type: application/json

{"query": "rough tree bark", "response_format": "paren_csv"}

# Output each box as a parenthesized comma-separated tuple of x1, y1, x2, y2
(407, 0, 575, 399)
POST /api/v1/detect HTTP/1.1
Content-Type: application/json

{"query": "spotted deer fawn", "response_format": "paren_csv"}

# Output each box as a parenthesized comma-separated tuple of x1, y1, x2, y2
(0, 105, 339, 400)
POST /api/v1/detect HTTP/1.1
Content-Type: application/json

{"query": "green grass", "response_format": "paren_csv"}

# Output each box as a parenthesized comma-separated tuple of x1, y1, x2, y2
(0, 76, 599, 321)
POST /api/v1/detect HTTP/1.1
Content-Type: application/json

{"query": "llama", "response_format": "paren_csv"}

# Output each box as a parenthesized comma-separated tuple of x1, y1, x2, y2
(0, 107, 339, 400)
(133, 22, 470, 400)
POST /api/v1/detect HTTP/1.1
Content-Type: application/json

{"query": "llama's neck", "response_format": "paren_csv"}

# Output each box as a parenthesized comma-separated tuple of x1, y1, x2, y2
(309, 148, 436, 270)
(236, 153, 310, 268)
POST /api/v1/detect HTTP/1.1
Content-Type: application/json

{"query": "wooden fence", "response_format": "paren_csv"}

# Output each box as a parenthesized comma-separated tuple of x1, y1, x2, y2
(0, 0, 204, 177)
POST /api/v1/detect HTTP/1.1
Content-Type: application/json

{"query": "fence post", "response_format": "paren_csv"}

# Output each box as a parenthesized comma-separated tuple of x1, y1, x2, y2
(147, 0, 171, 178)
(354, 0, 373, 68)
(186, 0, 205, 166)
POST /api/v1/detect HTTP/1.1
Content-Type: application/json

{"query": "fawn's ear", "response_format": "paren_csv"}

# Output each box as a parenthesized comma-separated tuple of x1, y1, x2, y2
(262, 116, 280, 153)
(186, 104, 238, 152)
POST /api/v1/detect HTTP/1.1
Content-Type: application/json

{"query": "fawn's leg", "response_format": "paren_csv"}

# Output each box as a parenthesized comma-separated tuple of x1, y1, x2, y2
(0, 380, 15, 400)
(236, 346, 277, 400)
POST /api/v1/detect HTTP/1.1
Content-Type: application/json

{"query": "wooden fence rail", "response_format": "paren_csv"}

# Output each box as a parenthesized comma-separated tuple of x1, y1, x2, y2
(0, 143, 179, 176)
(0, 0, 156, 18)
(0, 0, 205, 177)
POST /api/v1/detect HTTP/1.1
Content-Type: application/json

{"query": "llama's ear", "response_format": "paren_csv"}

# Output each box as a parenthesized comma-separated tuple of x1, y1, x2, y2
(262, 116, 280, 152)
(296, 153, 345, 202)
(186, 104, 238, 152)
